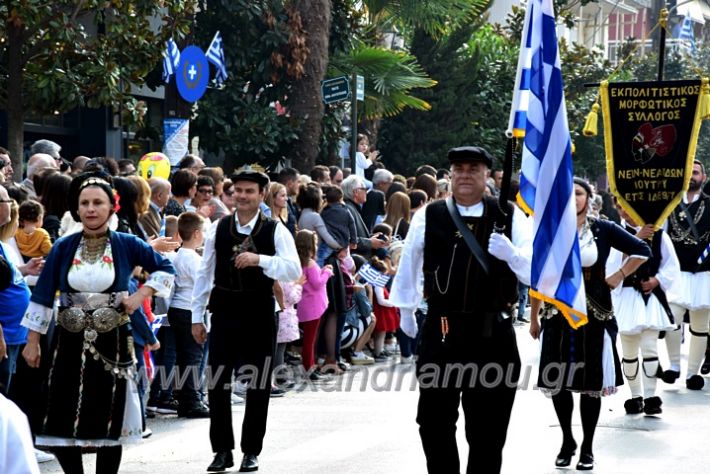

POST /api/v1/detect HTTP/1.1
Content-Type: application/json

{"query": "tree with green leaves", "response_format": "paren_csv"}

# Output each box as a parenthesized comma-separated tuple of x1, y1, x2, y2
(0, 1, 196, 180)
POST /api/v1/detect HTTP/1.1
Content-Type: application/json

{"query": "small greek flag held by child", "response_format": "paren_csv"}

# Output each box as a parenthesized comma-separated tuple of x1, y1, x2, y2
(358, 263, 390, 288)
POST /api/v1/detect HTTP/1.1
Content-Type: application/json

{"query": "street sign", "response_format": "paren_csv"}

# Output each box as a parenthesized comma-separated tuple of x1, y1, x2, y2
(321, 76, 350, 104)
(176, 45, 209, 103)
(356, 75, 365, 101)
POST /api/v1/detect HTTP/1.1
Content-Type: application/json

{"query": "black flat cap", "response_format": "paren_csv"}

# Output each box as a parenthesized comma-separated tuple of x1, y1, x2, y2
(447, 146, 493, 167)
(231, 169, 270, 187)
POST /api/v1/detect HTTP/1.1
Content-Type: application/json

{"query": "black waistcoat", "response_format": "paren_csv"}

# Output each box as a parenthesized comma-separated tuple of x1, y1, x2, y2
(423, 197, 517, 315)
(668, 194, 710, 272)
(209, 212, 276, 312)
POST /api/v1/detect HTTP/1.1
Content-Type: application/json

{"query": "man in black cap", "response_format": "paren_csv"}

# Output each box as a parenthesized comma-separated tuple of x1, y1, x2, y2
(390, 146, 532, 473)
(191, 169, 301, 472)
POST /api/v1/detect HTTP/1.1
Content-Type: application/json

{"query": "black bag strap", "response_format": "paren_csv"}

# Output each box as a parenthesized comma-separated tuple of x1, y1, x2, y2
(446, 197, 489, 274)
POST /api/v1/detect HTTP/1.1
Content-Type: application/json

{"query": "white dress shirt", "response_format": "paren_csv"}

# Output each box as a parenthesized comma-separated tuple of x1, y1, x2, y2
(191, 212, 301, 324)
(390, 201, 533, 330)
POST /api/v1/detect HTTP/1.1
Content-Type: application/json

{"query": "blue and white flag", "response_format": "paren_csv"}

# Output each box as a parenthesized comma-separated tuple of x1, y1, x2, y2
(676, 16, 697, 53)
(511, 0, 587, 328)
(206, 31, 228, 85)
(162, 38, 180, 83)
(358, 263, 390, 288)
(507, 3, 533, 139)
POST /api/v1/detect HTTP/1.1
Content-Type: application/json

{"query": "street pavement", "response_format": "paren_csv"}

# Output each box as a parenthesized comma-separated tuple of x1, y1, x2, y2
(39, 322, 708, 474)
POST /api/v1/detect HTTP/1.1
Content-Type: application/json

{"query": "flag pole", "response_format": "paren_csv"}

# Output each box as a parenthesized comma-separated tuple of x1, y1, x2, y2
(658, 8, 669, 81)
(495, 137, 515, 232)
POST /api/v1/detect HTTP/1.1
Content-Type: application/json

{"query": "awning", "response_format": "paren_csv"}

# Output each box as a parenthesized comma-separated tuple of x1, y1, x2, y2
(677, 0, 706, 24)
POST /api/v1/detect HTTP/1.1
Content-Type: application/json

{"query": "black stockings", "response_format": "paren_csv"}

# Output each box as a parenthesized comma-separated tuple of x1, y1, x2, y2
(54, 446, 122, 474)
(551, 391, 601, 455)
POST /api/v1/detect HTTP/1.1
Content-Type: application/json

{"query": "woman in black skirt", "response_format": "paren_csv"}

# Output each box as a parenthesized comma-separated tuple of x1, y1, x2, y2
(529, 178, 651, 470)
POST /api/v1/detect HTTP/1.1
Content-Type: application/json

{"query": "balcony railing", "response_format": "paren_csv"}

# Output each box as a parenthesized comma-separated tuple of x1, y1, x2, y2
(607, 38, 695, 64)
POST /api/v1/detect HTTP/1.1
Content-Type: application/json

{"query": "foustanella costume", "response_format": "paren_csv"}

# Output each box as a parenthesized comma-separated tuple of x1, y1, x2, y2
(608, 224, 679, 414)
(663, 191, 710, 389)
(21, 230, 174, 448)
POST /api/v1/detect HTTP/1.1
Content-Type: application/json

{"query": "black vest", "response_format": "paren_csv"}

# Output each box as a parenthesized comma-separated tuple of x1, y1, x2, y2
(209, 212, 277, 312)
(668, 194, 710, 272)
(423, 197, 518, 315)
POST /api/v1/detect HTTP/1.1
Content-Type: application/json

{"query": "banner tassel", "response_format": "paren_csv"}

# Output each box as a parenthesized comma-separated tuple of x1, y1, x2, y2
(701, 78, 710, 120)
(583, 103, 600, 137)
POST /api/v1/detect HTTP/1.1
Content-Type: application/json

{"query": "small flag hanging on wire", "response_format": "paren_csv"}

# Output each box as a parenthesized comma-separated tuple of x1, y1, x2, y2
(162, 38, 181, 83)
(206, 31, 228, 85)
(358, 263, 390, 288)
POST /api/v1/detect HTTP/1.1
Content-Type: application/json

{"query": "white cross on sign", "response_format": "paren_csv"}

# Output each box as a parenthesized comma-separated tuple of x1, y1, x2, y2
(188, 64, 197, 81)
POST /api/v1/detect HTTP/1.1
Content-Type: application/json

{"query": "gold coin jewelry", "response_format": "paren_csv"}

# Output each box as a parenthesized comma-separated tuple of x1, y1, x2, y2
(81, 232, 109, 264)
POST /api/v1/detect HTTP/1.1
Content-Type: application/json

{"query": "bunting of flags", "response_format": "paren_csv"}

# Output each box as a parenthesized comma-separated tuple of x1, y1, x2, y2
(510, 0, 588, 329)
(162, 38, 181, 84)
(206, 31, 228, 85)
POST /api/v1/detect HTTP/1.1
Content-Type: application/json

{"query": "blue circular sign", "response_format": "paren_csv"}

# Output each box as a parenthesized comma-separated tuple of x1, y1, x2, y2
(176, 45, 209, 103)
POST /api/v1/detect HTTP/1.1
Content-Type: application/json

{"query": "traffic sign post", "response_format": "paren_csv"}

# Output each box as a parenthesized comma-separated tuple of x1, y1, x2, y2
(350, 74, 365, 168)
(321, 76, 350, 104)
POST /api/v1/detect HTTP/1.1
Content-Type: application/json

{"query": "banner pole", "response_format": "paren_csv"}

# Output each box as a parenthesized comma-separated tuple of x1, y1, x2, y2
(658, 8, 669, 82)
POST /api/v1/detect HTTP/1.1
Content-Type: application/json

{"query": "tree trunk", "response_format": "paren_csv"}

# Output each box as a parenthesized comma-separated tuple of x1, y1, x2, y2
(288, 0, 331, 173)
(7, 22, 24, 182)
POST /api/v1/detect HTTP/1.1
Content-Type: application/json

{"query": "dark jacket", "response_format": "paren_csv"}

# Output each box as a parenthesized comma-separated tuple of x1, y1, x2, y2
(344, 199, 373, 258)
(361, 189, 386, 232)
(320, 202, 357, 249)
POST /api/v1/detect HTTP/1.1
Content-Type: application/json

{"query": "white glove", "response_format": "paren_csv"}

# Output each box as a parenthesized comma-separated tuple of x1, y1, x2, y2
(400, 308, 418, 338)
(488, 233, 517, 263)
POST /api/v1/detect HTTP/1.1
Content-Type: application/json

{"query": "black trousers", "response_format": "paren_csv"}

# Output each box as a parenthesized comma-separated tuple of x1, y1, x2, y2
(415, 313, 520, 474)
(168, 307, 204, 410)
(208, 306, 276, 455)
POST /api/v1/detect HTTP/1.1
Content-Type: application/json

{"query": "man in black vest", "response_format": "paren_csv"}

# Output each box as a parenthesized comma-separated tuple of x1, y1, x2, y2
(191, 170, 301, 472)
(663, 159, 710, 390)
(390, 146, 532, 473)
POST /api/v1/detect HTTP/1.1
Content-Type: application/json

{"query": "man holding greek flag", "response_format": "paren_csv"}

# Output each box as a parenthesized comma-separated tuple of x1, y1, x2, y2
(512, 0, 651, 471)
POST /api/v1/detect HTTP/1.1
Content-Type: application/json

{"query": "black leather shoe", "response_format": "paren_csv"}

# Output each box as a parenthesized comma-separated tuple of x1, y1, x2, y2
(624, 396, 644, 415)
(576, 452, 594, 471)
(239, 454, 259, 472)
(207, 451, 234, 472)
(643, 396, 662, 415)
(554, 441, 577, 467)
(701, 358, 710, 375)
(661, 369, 680, 384)
(686, 374, 705, 390)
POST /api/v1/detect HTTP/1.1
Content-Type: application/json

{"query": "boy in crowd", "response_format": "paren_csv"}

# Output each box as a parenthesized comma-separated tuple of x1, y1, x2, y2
(169, 212, 210, 418)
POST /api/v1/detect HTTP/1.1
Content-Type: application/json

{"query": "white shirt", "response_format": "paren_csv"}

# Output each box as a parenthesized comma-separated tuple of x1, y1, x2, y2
(171, 247, 202, 311)
(389, 201, 533, 319)
(0, 395, 40, 474)
(191, 212, 301, 324)
(355, 151, 372, 179)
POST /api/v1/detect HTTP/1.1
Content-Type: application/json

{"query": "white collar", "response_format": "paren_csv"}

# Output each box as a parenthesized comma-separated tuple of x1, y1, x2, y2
(456, 201, 484, 217)
(235, 212, 260, 234)
(684, 192, 701, 204)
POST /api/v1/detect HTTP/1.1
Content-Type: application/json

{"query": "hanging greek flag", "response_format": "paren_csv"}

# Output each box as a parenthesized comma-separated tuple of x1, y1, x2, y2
(358, 263, 390, 288)
(676, 16, 696, 53)
(507, 3, 533, 139)
(206, 31, 228, 85)
(162, 38, 181, 83)
(511, 0, 588, 329)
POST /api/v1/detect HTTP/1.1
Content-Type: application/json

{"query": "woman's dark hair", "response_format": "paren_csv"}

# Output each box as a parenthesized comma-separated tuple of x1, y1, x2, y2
(412, 174, 437, 201)
(113, 176, 139, 230)
(40, 173, 71, 217)
(33, 167, 58, 198)
(385, 182, 407, 202)
(196, 175, 215, 192)
(199, 167, 224, 184)
(84, 156, 119, 176)
(171, 169, 198, 197)
(296, 183, 322, 211)
(68, 171, 116, 222)
(4, 184, 29, 205)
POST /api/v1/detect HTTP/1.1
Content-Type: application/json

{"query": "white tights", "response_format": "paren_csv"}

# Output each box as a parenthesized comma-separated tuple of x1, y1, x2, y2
(620, 331, 660, 399)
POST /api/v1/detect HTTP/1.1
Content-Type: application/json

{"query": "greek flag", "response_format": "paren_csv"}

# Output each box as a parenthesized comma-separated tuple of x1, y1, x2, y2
(162, 38, 180, 83)
(358, 263, 390, 288)
(676, 16, 696, 53)
(512, 0, 587, 328)
(507, 3, 533, 139)
(206, 31, 228, 85)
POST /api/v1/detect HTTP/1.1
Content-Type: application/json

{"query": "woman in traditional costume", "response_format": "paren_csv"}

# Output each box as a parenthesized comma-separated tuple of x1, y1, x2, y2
(529, 178, 651, 471)
(21, 172, 174, 474)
